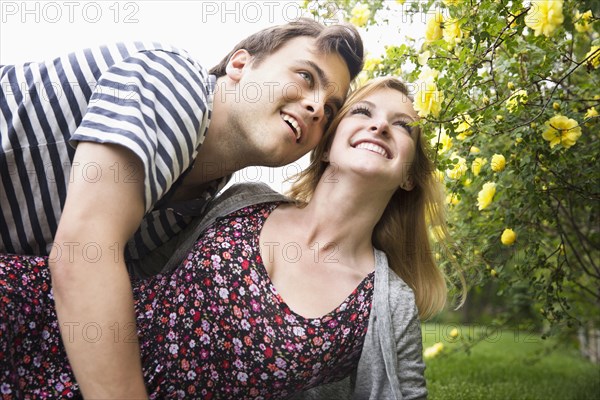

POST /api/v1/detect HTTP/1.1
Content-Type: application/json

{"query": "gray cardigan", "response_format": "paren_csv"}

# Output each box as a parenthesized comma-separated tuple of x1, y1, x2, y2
(133, 182, 427, 400)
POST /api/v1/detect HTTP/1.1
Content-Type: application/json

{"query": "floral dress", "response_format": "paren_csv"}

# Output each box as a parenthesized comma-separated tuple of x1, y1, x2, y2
(0, 203, 374, 399)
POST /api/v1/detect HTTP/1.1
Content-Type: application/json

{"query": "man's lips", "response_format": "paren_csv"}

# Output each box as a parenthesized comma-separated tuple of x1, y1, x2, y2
(281, 112, 303, 142)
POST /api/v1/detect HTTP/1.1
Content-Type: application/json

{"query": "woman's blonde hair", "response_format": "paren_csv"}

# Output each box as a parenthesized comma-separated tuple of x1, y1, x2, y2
(288, 76, 461, 319)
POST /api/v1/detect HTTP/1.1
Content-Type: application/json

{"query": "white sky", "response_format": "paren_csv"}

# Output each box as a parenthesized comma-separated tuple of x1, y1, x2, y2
(0, 0, 425, 192)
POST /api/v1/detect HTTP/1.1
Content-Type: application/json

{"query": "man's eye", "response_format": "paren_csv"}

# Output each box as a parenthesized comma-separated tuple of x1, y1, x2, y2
(299, 71, 314, 87)
(325, 105, 334, 121)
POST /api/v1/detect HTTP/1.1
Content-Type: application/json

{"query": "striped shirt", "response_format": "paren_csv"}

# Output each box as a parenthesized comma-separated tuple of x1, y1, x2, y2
(0, 42, 227, 264)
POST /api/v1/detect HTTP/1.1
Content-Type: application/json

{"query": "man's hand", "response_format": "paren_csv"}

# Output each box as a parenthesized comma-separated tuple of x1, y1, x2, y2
(49, 142, 148, 398)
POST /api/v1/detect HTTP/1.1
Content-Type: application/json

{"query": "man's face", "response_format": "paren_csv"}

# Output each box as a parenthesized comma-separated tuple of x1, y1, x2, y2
(224, 36, 351, 167)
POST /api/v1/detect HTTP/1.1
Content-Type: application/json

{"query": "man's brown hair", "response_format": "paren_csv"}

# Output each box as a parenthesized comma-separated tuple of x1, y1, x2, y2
(209, 18, 364, 81)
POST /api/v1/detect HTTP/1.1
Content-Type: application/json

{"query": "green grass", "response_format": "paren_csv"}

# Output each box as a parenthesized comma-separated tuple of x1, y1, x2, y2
(421, 324, 600, 400)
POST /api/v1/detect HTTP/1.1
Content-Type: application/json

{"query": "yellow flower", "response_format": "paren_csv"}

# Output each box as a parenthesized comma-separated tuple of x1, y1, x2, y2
(575, 10, 593, 33)
(446, 154, 467, 180)
(584, 46, 600, 69)
(446, 193, 461, 205)
(425, 11, 444, 42)
(490, 269, 498, 277)
(585, 107, 598, 120)
(418, 50, 432, 66)
(396, 0, 406, 4)
(418, 66, 440, 82)
(454, 114, 474, 140)
(449, 328, 460, 339)
(414, 80, 444, 118)
(491, 154, 506, 172)
(470, 146, 481, 154)
(463, 178, 472, 187)
(363, 56, 382, 73)
(506, 89, 528, 113)
(477, 182, 496, 210)
(431, 128, 453, 154)
(350, 3, 371, 27)
(525, 0, 564, 37)
(443, 0, 461, 5)
(423, 342, 444, 359)
(443, 19, 463, 45)
(542, 115, 582, 149)
(501, 228, 517, 245)
(472, 157, 487, 176)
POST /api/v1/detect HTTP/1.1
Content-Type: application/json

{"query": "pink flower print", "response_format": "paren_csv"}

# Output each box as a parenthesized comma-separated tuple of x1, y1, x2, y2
(236, 371, 249, 383)
(250, 299, 261, 312)
(249, 284, 259, 296)
(219, 288, 229, 299)
(275, 357, 287, 369)
(274, 370, 287, 379)
(293, 327, 306, 337)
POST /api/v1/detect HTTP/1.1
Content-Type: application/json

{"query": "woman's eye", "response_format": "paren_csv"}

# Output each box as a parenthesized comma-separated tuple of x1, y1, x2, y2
(299, 71, 314, 87)
(394, 121, 413, 135)
(351, 106, 371, 116)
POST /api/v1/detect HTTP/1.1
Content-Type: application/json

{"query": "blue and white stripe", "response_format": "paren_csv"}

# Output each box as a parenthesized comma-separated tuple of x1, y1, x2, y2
(0, 42, 219, 259)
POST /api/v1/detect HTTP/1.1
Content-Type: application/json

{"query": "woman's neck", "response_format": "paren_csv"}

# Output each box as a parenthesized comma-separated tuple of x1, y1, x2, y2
(286, 172, 394, 266)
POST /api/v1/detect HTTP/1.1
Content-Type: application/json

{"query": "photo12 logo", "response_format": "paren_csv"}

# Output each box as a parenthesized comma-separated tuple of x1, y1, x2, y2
(1, 1, 140, 24)
(198, 1, 343, 24)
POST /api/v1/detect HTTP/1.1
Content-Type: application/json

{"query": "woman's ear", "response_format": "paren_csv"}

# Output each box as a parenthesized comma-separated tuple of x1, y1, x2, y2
(402, 177, 415, 191)
(225, 49, 252, 82)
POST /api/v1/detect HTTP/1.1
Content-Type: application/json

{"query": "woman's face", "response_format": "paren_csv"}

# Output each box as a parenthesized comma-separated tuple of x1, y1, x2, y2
(326, 87, 419, 190)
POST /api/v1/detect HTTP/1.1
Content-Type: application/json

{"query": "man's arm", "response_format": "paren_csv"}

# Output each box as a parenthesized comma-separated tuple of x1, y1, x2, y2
(49, 142, 147, 398)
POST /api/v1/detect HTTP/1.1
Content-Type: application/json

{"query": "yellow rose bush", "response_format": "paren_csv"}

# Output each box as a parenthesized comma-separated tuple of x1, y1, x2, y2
(491, 154, 506, 172)
(431, 128, 453, 154)
(501, 228, 517, 246)
(425, 11, 444, 42)
(477, 182, 496, 210)
(446, 154, 468, 180)
(506, 89, 528, 113)
(542, 115, 582, 149)
(471, 157, 487, 176)
(525, 0, 564, 37)
(349, 3, 370, 27)
(423, 342, 444, 359)
(322, 0, 600, 353)
(584, 46, 600, 69)
(453, 114, 474, 140)
(414, 79, 444, 118)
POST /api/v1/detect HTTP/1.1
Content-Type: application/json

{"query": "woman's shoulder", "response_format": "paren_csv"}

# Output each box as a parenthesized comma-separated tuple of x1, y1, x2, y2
(208, 182, 290, 214)
(218, 182, 288, 202)
(374, 249, 417, 309)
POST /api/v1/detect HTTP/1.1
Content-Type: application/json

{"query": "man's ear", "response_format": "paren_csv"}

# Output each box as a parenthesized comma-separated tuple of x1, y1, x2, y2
(225, 49, 252, 82)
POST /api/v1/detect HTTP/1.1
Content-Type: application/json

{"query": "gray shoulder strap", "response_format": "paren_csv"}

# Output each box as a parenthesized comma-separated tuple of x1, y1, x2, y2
(159, 182, 289, 275)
